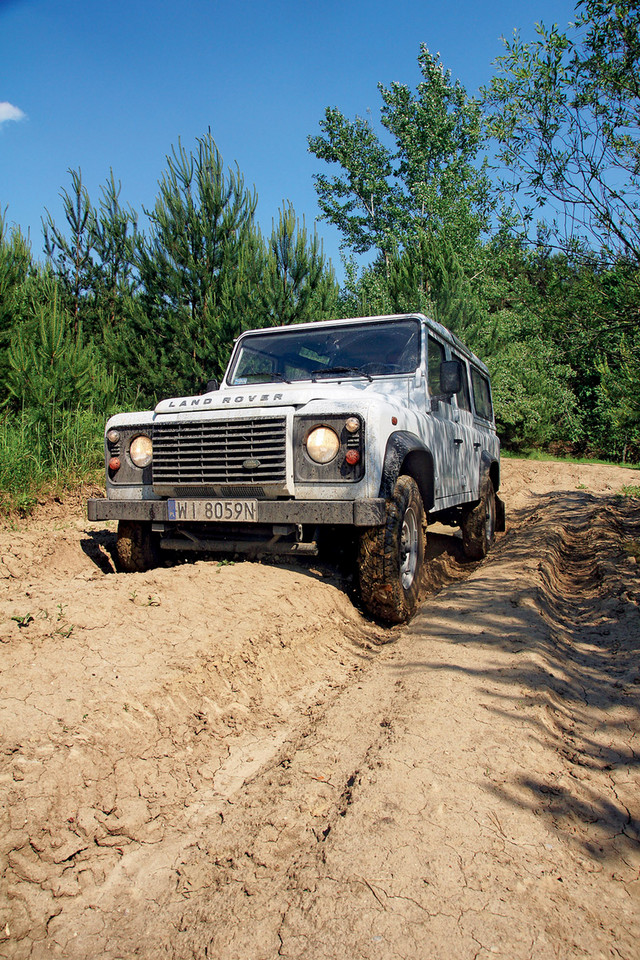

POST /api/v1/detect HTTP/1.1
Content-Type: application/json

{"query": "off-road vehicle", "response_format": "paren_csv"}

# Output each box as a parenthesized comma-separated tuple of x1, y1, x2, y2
(88, 313, 504, 623)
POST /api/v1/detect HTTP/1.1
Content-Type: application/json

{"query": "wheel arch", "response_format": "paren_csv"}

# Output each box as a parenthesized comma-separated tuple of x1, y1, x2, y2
(481, 451, 501, 493)
(379, 431, 434, 511)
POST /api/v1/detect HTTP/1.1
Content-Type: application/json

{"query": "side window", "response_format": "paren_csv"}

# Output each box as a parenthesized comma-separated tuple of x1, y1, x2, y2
(427, 336, 445, 397)
(471, 368, 493, 420)
(452, 353, 471, 412)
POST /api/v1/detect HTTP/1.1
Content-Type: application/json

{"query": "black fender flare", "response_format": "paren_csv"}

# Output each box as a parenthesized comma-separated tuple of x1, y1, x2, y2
(379, 431, 435, 512)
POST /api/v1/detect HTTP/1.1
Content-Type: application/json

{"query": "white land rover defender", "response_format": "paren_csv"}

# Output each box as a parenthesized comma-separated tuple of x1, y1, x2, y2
(88, 313, 504, 623)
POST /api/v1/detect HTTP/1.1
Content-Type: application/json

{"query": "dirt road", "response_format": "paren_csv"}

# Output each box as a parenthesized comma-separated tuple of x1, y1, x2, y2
(0, 459, 639, 959)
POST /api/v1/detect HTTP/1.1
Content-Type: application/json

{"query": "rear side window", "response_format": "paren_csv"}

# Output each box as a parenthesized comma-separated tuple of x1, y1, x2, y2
(452, 353, 471, 412)
(471, 368, 493, 420)
(427, 336, 445, 396)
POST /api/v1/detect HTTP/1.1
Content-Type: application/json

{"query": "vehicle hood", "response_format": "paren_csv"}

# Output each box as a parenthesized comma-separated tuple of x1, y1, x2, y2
(153, 379, 407, 415)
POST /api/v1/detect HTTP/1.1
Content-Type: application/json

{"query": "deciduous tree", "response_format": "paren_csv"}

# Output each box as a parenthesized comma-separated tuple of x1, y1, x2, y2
(484, 0, 640, 262)
(309, 46, 490, 266)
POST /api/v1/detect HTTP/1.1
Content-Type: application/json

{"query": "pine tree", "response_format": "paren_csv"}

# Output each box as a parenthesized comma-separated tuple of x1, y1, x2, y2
(90, 170, 139, 331)
(5, 278, 117, 417)
(129, 133, 260, 400)
(0, 211, 33, 387)
(43, 169, 94, 332)
(259, 203, 338, 327)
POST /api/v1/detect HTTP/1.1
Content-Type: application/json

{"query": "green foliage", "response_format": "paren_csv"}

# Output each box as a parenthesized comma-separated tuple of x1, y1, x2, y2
(475, 239, 583, 451)
(2, 282, 119, 512)
(309, 46, 489, 266)
(89, 171, 139, 327)
(43, 168, 139, 350)
(387, 232, 494, 351)
(469, 229, 640, 457)
(0, 213, 34, 383)
(340, 231, 493, 348)
(130, 132, 261, 399)
(309, 107, 399, 262)
(0, 278, 123, 512)
(619, 486, 640, 499)
(260, 202, 339, 326)
(340, 231, 581, 452)
(488, 334, 580, 449)
(0, 406, 106, 513)
(43, 169, 94, 325)
(308, 108, 399, 262)
(594, 338, 640, 461)
(378, 47, 491, 252)
(5, 280, 117, 416)
(338, 258, 396, 318)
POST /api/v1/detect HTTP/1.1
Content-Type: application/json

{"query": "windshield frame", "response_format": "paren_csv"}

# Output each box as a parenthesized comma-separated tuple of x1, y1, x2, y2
(226, 318, 422, 387)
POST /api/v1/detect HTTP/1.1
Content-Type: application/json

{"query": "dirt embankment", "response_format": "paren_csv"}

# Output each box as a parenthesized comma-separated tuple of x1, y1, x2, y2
(0, 459, 639, 960)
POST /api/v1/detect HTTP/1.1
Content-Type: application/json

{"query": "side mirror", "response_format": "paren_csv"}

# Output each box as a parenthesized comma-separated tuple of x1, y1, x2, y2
(205, 379, 219, 393)
(440, 360, 462, 395)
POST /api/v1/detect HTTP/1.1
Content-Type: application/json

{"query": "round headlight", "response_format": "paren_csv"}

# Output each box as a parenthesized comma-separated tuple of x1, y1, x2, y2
(306, 426, 340, 464)
(129, 434, 153, 468)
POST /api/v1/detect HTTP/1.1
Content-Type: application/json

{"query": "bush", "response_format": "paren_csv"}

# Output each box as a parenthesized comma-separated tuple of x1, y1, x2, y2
(489, 336, 581, 450)
(0, 406, 106, 514)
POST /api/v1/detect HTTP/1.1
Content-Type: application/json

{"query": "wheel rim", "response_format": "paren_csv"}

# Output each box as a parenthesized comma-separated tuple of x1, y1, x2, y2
(400, 506, 419, 590)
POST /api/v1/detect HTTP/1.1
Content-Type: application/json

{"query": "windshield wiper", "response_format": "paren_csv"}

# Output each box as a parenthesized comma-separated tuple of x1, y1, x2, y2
(310, 366, 373, 382)
(239, 371, 292, 384)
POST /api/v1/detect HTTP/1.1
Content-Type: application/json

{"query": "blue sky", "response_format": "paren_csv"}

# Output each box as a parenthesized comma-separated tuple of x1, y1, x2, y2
(1, 0, 578, 280)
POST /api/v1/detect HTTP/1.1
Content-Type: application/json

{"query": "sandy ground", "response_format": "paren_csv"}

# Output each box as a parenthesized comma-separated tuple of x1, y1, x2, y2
(0, 458, 639, 960)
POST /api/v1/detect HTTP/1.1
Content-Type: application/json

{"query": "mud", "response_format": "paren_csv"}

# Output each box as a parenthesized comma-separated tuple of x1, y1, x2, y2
(0, 458, 638, 959)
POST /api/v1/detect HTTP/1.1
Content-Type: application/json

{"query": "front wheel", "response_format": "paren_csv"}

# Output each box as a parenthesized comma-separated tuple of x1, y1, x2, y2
(461, 478, 496, 560)
(115, 520, 160, 572)
(358, 475, 426, 624)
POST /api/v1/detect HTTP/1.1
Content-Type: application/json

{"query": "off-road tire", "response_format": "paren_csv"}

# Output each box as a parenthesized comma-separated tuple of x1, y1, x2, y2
(461, 477, 496, 561)
(358, 475, 425, 624)
(115, 520, 160, 572)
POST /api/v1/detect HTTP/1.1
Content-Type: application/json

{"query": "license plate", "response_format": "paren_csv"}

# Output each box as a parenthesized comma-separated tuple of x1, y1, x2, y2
(167, 499, 258, 522)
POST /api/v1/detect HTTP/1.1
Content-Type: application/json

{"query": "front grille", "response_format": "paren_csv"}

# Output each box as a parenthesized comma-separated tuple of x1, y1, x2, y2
(153, 417, 286, 485)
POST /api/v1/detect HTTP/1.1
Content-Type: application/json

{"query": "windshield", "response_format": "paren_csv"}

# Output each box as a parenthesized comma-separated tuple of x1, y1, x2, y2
(228, 319, 421, 385)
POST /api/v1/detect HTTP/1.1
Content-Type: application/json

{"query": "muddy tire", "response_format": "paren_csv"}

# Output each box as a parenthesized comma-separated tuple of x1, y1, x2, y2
(116, 520, 160, 572)
(461, 477, 496, 561)
(358, 475, 425, 624)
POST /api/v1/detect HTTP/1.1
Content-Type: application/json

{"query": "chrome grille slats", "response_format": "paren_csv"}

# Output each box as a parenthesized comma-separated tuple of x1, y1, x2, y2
(152, 417, 286, 485)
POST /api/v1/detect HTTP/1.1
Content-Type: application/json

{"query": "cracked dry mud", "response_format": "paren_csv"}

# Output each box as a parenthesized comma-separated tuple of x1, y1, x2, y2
(0, 459, 639, 960)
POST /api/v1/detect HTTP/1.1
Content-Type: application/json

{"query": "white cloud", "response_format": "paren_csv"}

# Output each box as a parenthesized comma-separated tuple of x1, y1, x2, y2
(0, 102, 26, 126)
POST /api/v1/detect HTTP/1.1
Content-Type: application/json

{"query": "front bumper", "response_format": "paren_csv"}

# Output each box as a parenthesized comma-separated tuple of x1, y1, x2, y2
(87, 497, 387, 527)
